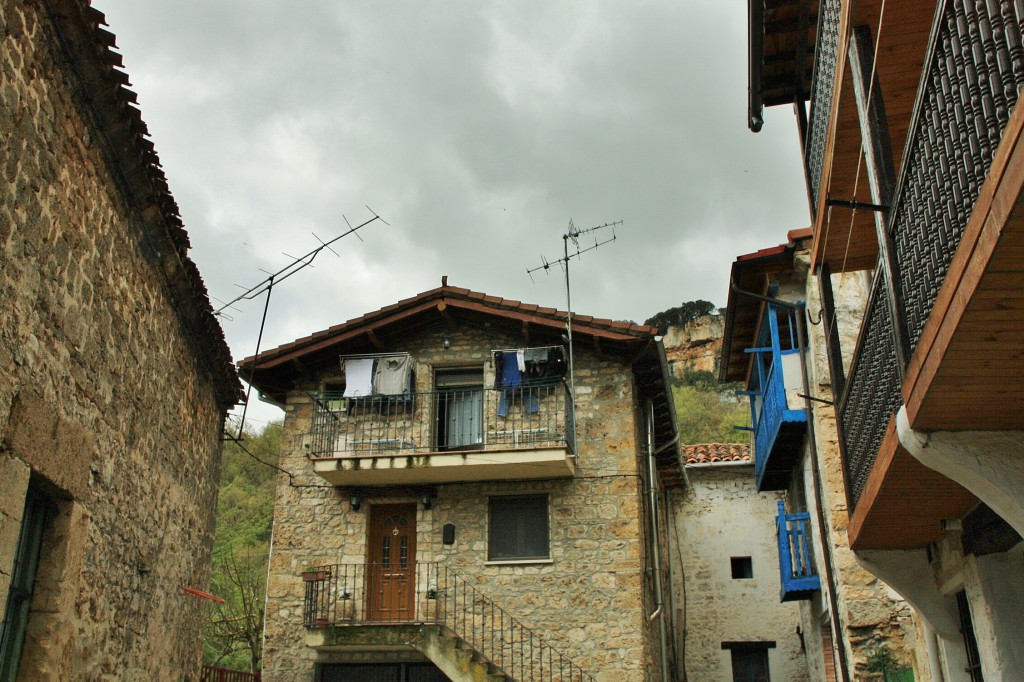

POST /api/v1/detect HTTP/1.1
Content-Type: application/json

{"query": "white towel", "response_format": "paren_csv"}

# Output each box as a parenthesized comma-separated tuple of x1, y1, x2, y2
(342, 358, 375, 397)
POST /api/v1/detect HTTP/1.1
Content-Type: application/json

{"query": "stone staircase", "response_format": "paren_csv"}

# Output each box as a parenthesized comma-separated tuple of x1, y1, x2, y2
(413, 625, 511, 682)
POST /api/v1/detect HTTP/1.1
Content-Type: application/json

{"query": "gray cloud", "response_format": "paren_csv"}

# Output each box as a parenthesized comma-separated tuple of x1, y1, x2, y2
(98, 0, 809, 425)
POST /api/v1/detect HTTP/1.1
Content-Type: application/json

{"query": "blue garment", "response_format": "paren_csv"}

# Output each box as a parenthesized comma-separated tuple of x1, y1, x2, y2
(497, 352, 540, 416)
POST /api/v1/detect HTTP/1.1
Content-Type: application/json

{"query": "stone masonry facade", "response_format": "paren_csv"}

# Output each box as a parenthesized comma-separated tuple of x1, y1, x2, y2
(1, 1, 238, 679)
(794, 250, 919, 679)
(262, 323, 661, 682)
(670, 465, 809, 681)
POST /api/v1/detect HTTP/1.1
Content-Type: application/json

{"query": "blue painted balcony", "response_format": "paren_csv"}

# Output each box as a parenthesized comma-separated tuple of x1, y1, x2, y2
(743, 305, 808, 492)
(776, 501, 820, 602)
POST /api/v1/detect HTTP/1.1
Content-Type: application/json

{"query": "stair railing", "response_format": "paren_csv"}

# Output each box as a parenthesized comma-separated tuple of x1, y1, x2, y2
(305, 562, 596, 682)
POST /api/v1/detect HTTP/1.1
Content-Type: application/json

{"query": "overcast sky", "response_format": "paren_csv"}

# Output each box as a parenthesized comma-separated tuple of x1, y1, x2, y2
(97, 0, 809, 427)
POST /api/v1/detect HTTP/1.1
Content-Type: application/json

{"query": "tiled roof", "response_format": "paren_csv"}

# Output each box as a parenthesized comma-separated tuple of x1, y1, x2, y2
(682, 443, 751, 465)
(240, 282, 658, 369)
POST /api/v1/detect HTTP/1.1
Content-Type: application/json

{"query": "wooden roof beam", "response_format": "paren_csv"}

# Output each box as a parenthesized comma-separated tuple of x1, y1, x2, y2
(522, 321, 532, 346)
(437, 301, 460, 332)
(367, 329, 386, 351)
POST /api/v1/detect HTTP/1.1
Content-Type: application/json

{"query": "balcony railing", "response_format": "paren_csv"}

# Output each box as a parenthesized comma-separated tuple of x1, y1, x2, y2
(835, 2, 1024, 511)
(776, 501, 821, 602)
(745, 306, 808, 492)
(308, 383, 575, 460)
(805, 0, 842, 210)
(304, 562, 595, 682)
(837, 271, 903, 509)
(888, 1, 1024, 353)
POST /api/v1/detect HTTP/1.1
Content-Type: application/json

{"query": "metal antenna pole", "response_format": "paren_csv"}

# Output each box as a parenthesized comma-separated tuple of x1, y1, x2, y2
(563, 231, 576, 404)
(216, 207, 386, 441)
(525, 219, 622, 462)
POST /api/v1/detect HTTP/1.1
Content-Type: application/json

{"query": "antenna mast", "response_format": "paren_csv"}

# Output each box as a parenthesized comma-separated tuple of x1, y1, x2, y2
(527, 219, 621, 452)
(216, 206, 387, 439)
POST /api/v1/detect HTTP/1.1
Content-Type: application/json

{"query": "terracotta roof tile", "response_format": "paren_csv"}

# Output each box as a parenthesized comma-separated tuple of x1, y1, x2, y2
(240, 282, 660, 367)
(682, 443, 751, 466)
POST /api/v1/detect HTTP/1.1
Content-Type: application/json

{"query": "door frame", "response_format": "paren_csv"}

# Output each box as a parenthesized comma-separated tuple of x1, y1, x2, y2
(366, 503, 417, 622)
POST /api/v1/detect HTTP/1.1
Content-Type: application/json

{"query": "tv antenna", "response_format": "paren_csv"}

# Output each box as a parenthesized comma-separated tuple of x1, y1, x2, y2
(526, 219, 621, 407)
(216, 206, 388, 440)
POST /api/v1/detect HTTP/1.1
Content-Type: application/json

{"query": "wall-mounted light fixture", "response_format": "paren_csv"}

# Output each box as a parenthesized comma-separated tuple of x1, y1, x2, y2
(350, 494, 362, 512)
(442, 335, 451, 350)
(421, 493, 433, 510)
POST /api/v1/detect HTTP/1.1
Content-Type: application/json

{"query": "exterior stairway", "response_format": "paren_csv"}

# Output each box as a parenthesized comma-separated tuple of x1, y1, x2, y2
(304, 562, 595, 682)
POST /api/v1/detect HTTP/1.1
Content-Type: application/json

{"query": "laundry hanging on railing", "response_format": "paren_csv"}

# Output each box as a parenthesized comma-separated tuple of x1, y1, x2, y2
(373, 355, 413, 396)
(493, 346, 566, 416)
(339, 353, 414, 398)
(341, 358, 374, 397)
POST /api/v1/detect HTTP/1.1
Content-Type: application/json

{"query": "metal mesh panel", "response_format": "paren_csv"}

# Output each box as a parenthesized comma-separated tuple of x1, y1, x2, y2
(838, 272, 903, 507)
(890, 1, 1024, 352)
(806, 0, 843, 209)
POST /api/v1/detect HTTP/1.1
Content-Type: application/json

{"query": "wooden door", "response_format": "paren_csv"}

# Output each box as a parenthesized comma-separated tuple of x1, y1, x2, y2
(366, 504, 417, 622)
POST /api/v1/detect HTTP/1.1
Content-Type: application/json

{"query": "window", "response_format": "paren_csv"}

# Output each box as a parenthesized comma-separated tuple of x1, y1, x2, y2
(722, 642, 774, 682)
(731, 556, 753, 579)
(730, 648, 770, 682)
(488, 495, 549, 561)
(0, 485, 49, 682)
(435, 368, 483, 451)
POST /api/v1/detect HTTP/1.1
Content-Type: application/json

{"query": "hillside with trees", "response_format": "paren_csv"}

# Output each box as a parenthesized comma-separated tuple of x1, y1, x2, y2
(204, 421, 282, 673)
(645, 301, 750, 444)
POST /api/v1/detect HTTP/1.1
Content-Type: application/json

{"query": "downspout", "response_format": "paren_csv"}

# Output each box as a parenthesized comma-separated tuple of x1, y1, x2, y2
(730, 282, 852, 682)
(645, 400, 670, 682)
(923, 621, 946, 682)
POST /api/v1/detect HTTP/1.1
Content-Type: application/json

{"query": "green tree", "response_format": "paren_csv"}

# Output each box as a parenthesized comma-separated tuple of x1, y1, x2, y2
(672, 370, 750, 444)
(203, 420, 282, 672)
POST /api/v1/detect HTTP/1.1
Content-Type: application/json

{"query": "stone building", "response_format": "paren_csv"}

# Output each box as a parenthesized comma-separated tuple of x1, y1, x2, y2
(720, 231, 917, 680)
(669, 443, 810, 682)
(237, 282, 681, 682)
(0, 1, 240, 679)
(748, 2, 1024, 680)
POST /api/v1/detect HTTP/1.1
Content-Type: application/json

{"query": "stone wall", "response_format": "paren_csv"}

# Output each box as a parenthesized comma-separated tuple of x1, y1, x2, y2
(262, 324, 658, 682)
(798, 251, 919, 679)
(669, 465, 808, 681)
(0, 1, 235, 679)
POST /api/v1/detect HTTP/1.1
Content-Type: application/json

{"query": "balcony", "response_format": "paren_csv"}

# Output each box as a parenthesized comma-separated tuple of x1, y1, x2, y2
(302, 562, 595, 682)
(826, 1, 1024, 548)
(307, 383, 576, 486)
(744, 305, 808, 492)
(776, 502, 820, 602)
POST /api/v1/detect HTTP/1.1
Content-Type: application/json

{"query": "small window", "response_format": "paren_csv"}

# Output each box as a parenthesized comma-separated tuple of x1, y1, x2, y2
(488, 495, 549, 561)
(729, 648, 770, 682)
(731, 556, 753, 579)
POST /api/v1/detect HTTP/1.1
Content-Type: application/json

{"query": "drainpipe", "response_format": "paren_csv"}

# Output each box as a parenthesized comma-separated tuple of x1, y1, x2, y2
(923, 621, 945, 682)
(730, 282, 852, 682)
(645, 401, 670, 682)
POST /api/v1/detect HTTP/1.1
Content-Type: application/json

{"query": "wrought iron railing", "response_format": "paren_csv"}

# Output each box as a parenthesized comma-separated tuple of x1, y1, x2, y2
(889, 1, 1024, 352)
(776, 501, 821, 602)
(200, 665, 261, 682)
(308, 383, 575, 459)
(837, 269, 903, 508)
(304, 562, 595, 682)
(805, 0, 843, 210)
(835, 3, 1024, 510)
